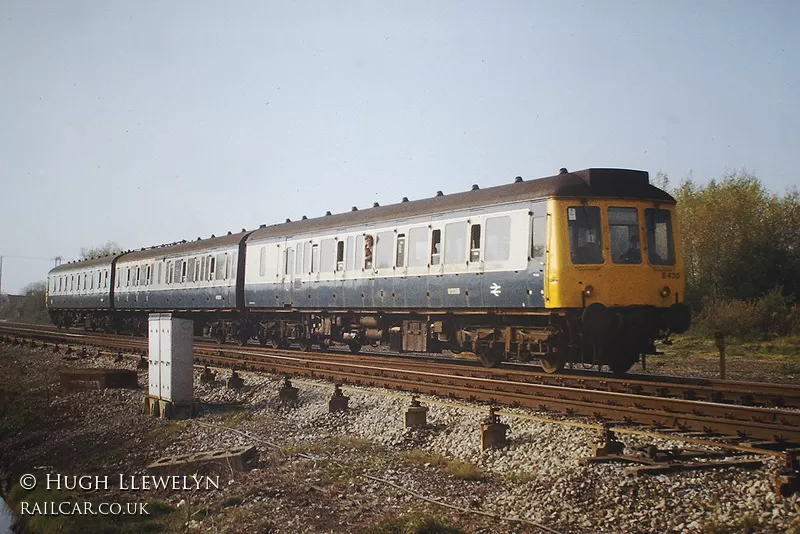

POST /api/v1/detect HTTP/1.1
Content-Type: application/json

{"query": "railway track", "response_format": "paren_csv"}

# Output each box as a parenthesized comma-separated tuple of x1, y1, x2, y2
(2, 322, 800, 456)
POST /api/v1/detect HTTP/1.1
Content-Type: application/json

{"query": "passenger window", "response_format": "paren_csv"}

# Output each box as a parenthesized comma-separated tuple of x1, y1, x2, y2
(444, 222, 467, 264)
(485, 216, 511, 261)
(364, 235, 374, 269)
(408, 227, 428, 267)
(157, 264, 162, 285)
(396, 233, 406, 267)
(530, 216, 545, 258)
(71, 275, 74, 291)
(303, 242, 311, 273)
(355, 235, 364, 269)
(568, 206, 604, 264)
(345, 236, 355, 271)
(215, 254, 225, 280)
(225, 254, 231, 279)
(609, 207, 641, 264)
(285, 247, 294, 275)
(311, 244, 319, 273)
(209, 256, 216, 280)
(58, 277, 62, 291)
(166, 262, 172, 284)
(645, 209, 676, 265)
(135, 267, 140, 286)
(336, 240, 345, 271)
(90, 272, 94, 290)
(83, 273, 88, 290)
(126, 268, 131, 287)
(187, 259, 195, 283)
(175, 261, 183, 283)
(470, 224, 481, 262)
(193, 259, 200, 281)
(430, 229, 441, 265)
(295, 246, 303, 275)
(259, 247, 266, 277)
(181, 261, 188, 283)
(376, 231, 393, 269)
(320, 239, 335, 272)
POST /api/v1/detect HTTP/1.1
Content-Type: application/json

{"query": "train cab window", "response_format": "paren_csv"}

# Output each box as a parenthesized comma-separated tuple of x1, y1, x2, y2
(530, 216, 545, 258)
(364, 235, 374, 270)
(320, 239, 335, 272)
(310, 244, 319, 273)
(376, 231, 393, 269)
(485, 216, 511, 261)
(568, 206, 604, 264)
(645, 209, 676, 265)
(336, 240, 345, 271)
(609, 207, 641, 264)
(408, 227, 427, 267)
(469, 224, 481, 262)
(444, 222, 467, 265)
(396, 233, 406, 267)
(259, 247, 266, 277)
(345, 236, 355, 271)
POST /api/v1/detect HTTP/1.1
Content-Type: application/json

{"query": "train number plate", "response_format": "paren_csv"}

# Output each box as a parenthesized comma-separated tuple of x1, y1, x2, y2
(661, 272, 680, 280)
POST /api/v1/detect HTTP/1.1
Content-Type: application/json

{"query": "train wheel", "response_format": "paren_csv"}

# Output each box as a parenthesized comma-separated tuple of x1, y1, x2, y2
(348, 341, 362, 354)
(540, 354, 564, 374)
(318, 340, 329, 352)
(479, 343, 505, 368)
(298, 338, 312, 352)
(235, 331, 249, 346)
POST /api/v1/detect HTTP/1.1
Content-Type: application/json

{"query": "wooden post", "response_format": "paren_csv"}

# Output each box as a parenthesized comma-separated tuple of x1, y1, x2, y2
(714, 332, 726, 380)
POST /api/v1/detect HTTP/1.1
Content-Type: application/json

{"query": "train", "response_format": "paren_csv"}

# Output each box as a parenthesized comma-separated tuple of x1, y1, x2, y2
(46, 167, 691, 374)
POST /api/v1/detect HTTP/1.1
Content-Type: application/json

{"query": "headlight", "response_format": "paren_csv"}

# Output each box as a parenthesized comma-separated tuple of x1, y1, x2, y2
(660, 286, 671, 298)
(584, 285, 595, 297)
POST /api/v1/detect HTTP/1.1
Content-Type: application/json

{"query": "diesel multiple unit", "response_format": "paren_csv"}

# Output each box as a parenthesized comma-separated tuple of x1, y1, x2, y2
(46, 168, 691, 374)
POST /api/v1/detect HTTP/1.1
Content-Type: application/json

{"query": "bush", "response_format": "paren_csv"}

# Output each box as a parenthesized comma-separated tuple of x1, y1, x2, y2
(692, 288, 797, 341)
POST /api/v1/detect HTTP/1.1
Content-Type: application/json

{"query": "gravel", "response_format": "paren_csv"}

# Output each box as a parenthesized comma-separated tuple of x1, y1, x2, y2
(2, 343, 799, 533)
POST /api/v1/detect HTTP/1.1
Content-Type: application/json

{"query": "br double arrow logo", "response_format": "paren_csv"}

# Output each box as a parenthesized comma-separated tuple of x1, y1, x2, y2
(489, 283, 502, 297)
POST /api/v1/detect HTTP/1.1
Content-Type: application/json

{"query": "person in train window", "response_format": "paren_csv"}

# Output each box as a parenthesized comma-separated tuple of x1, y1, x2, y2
(621, 234, 641, 264)
(364, 235, 374, 269)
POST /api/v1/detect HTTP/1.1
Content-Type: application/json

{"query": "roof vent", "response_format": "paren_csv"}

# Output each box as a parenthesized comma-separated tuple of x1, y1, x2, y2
(559, 167, 569, 174)
(351, 206, 358, 211)
(401, 197, 409, 202)
(471, 184, 479, 191)
(373, 202, 380, 208)
(302, 215, 308, 220)
(436, 190, 444, 197)
(196, 237, 201, 241)
(514, 176, 523, 183)
(259, 224, 266, 228)
(241, 228, 246, 232)
(211, 234, 215, 238)
(227, 231, 231, 235)
(285, 218, 291, 223)
(325, 211, 332, 216)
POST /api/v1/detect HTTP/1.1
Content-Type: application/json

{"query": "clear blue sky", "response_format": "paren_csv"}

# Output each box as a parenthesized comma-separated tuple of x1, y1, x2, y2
(1, 1, 798, 294)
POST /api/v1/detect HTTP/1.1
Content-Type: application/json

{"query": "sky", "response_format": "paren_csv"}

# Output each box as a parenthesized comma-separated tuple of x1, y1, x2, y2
(1, 0, 798, 294)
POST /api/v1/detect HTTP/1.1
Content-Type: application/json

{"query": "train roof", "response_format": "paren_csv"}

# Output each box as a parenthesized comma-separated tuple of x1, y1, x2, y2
(48, 231, 250, 275)
(248, 168, 674, 241)
(115, 231, 251, 264)
(49, 255, 116, 274)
